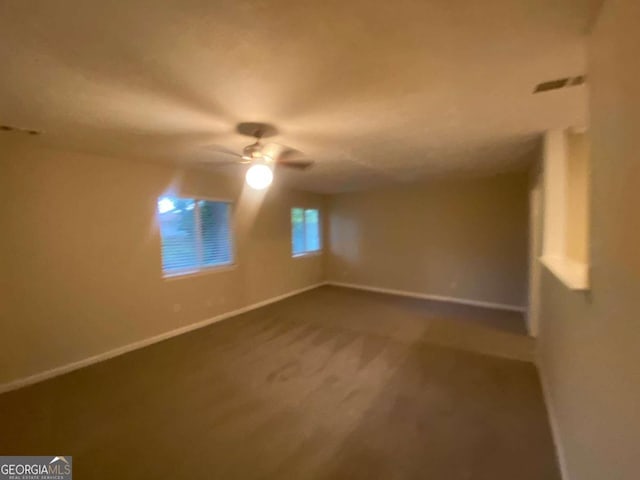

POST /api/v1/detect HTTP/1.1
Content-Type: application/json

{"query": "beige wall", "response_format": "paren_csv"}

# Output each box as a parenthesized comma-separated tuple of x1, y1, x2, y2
(327, 172, 530, 308)
(537, 0, 640, 479)
(0, 139, 325, 385)
(565, 131, 590, 264)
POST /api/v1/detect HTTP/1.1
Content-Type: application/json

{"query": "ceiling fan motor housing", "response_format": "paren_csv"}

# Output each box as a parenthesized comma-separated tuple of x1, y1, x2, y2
(243, 141, 274, 163)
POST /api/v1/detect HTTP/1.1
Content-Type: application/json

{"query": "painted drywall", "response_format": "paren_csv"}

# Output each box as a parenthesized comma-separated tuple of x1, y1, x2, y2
(326, 172, 529, 308)
(0, 139, 325, 385)
(528, 166, 543, 337)
(540, 129, 590, 290)
(536, 0, 640, 479)
(542, 130, 569, 261)
(566, 131, 590, 264)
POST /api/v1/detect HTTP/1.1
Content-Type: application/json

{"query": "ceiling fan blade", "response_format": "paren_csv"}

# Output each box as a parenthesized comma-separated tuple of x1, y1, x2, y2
(277, 159, 315, 170)
(264, 143, 301, 160)
(202, 144, 243, 158)
(263, 143, 314, 170)
(198, 159, 248, 167)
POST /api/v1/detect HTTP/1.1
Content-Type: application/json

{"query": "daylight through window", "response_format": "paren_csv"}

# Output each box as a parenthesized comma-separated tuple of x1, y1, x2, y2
(157, 196, 233, 276)
(291, 208, 321, 256)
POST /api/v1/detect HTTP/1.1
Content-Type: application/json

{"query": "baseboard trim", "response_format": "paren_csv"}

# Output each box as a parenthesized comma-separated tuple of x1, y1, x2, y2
(538, 364, 571, 480)
(327, 281, 526, 313)
(0, 282, 327, 395)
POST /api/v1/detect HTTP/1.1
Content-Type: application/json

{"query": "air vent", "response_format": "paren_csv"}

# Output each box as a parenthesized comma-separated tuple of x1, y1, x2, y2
(0, 124, 41, 135)
(533, 75, 586, 93)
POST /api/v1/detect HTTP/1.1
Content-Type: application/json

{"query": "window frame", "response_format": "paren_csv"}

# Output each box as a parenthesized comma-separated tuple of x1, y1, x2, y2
(157, 194, 236, 279)
(291, 207, 322, 258)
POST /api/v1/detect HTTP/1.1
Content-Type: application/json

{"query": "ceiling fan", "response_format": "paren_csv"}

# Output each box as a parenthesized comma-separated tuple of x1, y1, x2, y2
(206, 122, 314, 190)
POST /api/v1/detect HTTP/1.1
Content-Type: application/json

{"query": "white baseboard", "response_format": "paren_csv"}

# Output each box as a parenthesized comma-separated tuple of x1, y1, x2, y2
(0, 282, 327, 395)
(538, 363, 571, 480)
(327, 281, 526, 313)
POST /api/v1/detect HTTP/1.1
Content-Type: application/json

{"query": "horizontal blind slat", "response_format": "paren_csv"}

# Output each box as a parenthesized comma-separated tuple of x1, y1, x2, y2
(158, 197, 232, 275)
(200, 200, 233, 266)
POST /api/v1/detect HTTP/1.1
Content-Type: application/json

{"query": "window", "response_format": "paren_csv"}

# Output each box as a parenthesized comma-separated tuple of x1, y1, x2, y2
(157, 196, 233, 276)
(291, 208, 321, 256)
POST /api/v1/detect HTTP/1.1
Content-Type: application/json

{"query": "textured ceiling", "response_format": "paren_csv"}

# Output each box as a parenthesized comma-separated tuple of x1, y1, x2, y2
(0, 0, 600, 192)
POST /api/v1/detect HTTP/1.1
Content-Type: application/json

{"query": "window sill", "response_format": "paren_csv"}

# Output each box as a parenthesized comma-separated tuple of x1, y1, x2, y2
(163, 264, 236, 281)
(292, 251, 323, 259)
(540, 255, 589, 291)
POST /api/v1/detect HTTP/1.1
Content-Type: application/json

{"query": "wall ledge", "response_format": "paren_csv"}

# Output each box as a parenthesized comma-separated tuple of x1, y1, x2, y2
(540, 255, 590, 291)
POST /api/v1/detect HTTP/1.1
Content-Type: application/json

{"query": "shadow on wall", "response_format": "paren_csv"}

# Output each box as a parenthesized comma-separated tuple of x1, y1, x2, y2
(328, 213, 362, 280)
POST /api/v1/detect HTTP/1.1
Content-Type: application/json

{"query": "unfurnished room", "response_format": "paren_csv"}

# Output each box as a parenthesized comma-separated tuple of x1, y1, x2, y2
(0, 1, 638, 479)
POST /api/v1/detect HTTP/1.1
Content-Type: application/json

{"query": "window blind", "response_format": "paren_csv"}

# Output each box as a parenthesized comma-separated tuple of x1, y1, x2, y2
(157, 196, 233, 276)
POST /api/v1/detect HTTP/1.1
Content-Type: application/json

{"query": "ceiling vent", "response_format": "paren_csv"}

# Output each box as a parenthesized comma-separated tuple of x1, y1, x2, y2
(533, 75, 586, 94)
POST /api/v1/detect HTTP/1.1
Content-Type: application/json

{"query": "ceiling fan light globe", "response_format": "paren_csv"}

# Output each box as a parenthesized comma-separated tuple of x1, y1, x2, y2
(245, 164, 273, 190)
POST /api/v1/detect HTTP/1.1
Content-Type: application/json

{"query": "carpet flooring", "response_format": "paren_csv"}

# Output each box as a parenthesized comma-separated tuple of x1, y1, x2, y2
(0, 285, 559, 479)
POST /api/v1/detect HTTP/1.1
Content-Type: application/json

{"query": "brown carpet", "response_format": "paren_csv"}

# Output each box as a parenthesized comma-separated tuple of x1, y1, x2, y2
(0, 286, 559, 479)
